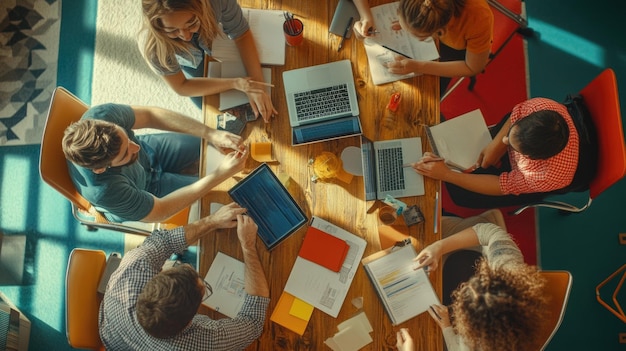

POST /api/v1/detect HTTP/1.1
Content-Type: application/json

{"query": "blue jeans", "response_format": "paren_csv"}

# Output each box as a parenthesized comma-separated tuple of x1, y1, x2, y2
(138, 133, 200, 197)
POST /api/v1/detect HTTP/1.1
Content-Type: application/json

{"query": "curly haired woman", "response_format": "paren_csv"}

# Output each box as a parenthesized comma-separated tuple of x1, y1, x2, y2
(411, 211, 547, 351)
(139, 0, 276, 121)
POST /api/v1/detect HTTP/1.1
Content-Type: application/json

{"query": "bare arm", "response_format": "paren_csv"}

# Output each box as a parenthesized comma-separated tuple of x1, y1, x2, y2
(480, 115, 511, 168)
(352, 0, 376, 37)
(234, 30, 277, 122)
(388, 49, 490, 78)
(236, 214, 269, 297)
(142, 150, 248, 222)
(414, 226, 481, 271)
(413, 153, 503, 195)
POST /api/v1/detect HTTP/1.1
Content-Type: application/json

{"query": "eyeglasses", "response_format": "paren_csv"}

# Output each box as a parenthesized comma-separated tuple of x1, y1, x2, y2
(505, 123, 521, 153)
(202, 280, 213, 301)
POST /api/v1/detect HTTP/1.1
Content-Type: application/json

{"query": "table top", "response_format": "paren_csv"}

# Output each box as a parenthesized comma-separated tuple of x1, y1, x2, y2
(198, 1, 441, 350)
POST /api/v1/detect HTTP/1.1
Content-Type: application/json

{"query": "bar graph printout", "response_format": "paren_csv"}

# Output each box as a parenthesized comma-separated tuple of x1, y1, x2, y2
(362, 239, 440, 325)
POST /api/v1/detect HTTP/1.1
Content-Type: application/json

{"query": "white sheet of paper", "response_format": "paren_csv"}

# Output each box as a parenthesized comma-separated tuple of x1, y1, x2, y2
(201, 252, 245, 318)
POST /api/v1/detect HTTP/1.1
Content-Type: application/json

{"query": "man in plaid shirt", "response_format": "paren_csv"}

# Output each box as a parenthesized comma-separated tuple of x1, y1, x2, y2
(98, 203, 269, 350)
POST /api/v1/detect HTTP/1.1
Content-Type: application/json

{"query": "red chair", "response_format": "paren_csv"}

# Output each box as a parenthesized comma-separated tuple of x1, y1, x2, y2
(442, 0, 533, 101)
(513, 68, 626, 214)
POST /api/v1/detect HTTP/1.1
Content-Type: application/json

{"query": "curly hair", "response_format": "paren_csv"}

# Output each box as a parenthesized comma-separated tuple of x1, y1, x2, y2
(136, 264, 204, 339)
(141, 0, 220, 72)
(399, 0, 466, 34)
(450, 259, 547, 351)
(62, 119, 122, 169)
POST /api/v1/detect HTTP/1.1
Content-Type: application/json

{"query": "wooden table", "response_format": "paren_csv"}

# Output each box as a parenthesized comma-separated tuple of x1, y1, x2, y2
(199, 1, 441, 350)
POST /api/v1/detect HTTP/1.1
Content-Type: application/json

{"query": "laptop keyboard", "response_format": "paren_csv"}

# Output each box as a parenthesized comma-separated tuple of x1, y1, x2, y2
(377, 147, 405, 192)
(294, 84, 351, 121)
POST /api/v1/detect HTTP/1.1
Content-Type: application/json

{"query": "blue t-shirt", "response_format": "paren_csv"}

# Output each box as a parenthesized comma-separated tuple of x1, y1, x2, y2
(67, 103, 155, 222)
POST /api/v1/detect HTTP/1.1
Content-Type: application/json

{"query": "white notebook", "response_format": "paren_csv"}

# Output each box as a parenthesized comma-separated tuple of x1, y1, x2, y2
(211, 8, 285, 66)
(425, 109, 493, 171)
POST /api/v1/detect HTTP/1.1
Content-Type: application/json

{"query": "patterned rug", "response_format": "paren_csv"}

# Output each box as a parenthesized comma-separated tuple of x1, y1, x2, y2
(0, 0, 60, 146)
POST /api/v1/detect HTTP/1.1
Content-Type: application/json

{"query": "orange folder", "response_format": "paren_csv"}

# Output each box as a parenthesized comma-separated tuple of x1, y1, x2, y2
(298, 227, 349, 272)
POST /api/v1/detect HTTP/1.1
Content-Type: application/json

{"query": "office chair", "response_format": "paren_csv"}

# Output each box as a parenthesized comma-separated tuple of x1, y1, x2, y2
(65, 248, 107, 350)
(39, 86, 190, 235)
(513, 68, 626, 214)
(596, 263, 626, 324)
(441, 0, 533, 101)
(535, 270, 573, 350)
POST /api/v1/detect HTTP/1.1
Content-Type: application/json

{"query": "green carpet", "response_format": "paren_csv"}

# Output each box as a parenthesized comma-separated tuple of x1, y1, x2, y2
(527, 0, 626, 350)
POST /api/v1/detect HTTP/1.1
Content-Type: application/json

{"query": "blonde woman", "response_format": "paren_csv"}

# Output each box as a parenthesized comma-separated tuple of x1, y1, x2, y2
(353, 0, 493, 95)
(140, 0, 277, 121)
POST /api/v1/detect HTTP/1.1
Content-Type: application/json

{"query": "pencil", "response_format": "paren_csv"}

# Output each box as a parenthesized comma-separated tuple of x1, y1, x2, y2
(430, 306, 442, 320)
(382, 45, 412, 59)
(249, 80, 275, 88)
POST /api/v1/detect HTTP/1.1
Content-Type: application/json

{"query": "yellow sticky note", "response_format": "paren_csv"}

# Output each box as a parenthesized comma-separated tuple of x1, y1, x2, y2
(270, 292, 309, 335)
(289, 297, 314, 321)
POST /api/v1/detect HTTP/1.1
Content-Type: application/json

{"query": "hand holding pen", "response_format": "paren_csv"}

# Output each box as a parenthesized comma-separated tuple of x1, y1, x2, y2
(428, 304, 451, 329)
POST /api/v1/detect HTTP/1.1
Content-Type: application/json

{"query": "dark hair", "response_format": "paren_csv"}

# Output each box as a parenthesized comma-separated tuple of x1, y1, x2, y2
(62, 119, 122, 169)
(136, 264, 204, 339)
(450, 259, 547, 351)
(399, 0, 466, 34)
(511, 110, 570, 159)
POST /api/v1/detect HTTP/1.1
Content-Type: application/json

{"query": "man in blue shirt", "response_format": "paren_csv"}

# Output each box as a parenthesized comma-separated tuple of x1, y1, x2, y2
(62, 103, 246, 222)
(99, 203, 270, 349)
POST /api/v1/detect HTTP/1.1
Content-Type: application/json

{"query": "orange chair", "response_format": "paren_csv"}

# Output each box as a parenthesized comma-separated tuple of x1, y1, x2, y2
(442, 0, 533, 101)
(513, 68, 626, 214)
(39, 87, 189, 235)
(596, 263, 626, 324)
(65, 248, 107, 350)
(534, 271, 573, 350)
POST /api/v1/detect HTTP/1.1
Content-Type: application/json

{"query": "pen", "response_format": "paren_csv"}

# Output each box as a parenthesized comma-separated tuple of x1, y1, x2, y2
(338, 16, 353, 51)
(430, 306, 442, 320)
(249, 80, 275, 88)
(402, 163, 414, 168)
(433, 191, 439, 234)
(382, 45, 412, 59)
(367, 28, 380, 35)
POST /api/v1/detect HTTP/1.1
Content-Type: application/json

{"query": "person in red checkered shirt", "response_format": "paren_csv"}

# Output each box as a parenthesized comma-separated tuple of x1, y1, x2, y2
(412, 97, 581, 208)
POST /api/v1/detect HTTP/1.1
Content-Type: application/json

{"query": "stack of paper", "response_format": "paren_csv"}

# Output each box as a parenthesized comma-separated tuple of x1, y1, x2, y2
(207, 61, 271, 111)
(324, 312, 374, 351)
(271, 217, 367, 335)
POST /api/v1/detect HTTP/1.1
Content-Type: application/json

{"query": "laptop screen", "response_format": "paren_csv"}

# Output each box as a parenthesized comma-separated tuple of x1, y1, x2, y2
(228, 163, 307, 250)
(292, 116, 362, 145)
(361, 137, 378, 201)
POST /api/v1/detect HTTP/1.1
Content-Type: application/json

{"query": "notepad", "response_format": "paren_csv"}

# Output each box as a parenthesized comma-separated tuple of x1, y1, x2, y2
(201, 252, 245, 318)
(424, 109, 493, 171)
(211, 8, 285, 65)
(298, 227, 349, 272)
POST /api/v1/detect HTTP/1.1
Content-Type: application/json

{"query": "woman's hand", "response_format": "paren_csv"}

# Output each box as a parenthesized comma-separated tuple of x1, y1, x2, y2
(235, 78, 278, 123)
(385, 56, 420, 75)
(395, 328, 415, 351)
(428, 304, 451, 329)
(352, 16, 376, 39)
(413, 240, 443, 272)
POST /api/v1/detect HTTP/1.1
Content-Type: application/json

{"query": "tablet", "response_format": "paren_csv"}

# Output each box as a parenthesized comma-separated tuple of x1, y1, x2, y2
(228, 163, 307, 250)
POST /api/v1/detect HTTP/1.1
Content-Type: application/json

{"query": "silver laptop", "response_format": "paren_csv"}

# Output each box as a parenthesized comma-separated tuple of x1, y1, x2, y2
(361, 136, 425, 200)
(283, 60, 360, 127)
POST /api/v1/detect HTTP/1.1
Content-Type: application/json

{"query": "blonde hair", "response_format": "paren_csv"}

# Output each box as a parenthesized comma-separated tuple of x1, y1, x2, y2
(141, 0, 220, 71)
(399, 0, 465, 34)
(450, 259, 547, 351)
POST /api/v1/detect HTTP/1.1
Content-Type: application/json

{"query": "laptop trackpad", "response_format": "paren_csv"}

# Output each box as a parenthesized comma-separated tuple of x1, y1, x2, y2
(307, 68, 331, 87)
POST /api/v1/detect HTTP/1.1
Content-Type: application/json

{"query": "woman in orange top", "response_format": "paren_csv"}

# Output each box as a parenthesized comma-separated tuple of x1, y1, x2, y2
(353, 0, 493, 95)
